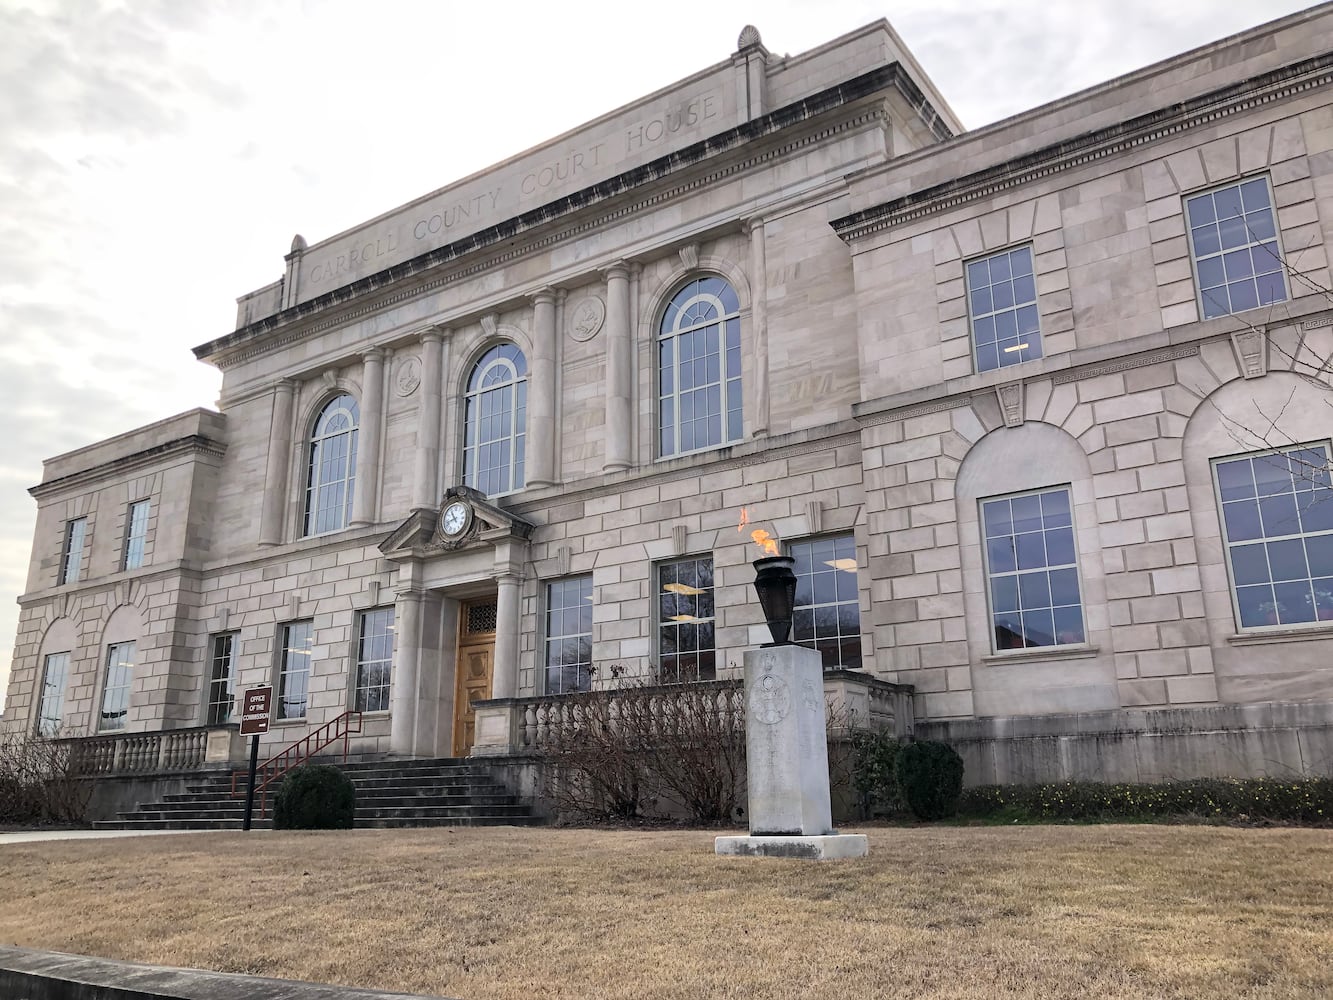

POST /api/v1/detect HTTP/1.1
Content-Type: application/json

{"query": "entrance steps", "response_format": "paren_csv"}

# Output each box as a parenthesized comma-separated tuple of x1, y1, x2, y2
(93, 757, 543, 831)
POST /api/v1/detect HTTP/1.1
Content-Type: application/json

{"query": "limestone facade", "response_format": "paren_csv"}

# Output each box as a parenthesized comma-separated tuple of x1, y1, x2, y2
(6, 8, 1333, 783)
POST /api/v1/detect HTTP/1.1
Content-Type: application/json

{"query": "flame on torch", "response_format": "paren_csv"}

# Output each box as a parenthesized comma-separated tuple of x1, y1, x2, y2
(738, 506, 780, 556)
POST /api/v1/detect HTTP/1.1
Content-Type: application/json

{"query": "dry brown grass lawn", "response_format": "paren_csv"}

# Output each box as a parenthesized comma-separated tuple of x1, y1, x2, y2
(0, 825, 1330, 999)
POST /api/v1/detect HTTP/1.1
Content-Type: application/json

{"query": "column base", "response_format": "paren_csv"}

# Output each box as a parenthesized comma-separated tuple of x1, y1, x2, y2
(714, 834, 868, 860)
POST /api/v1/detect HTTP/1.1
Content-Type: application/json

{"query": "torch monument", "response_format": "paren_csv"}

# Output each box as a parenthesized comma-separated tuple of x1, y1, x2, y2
(715, 519, 868, 860)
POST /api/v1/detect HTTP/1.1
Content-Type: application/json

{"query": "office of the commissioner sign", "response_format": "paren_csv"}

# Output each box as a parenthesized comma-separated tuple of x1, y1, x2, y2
(240, 686, 272, 735)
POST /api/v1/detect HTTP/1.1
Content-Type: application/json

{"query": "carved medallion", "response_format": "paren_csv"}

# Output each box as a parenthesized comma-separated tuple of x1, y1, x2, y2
(396, 356, 422, 396)
(569, 296, 606, 342)
(750, 670, 791, 726)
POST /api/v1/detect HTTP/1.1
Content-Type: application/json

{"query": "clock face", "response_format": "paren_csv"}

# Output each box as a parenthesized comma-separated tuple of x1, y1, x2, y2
(442, 501, 470, 536)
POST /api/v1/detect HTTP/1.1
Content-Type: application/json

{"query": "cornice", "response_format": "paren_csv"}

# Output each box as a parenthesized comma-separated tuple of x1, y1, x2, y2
(28, 435, 227, 500)
(198, 64, 945, 371)
(831, 51, 1333, 244)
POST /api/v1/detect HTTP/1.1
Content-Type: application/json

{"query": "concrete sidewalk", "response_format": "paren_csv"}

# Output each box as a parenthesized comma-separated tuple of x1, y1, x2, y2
(0, 828, 229, 844)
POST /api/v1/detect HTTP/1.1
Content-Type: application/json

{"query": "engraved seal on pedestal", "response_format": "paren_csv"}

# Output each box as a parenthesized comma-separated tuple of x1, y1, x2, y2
(750, 672, 791, 725)
(568, 296, 606, 342)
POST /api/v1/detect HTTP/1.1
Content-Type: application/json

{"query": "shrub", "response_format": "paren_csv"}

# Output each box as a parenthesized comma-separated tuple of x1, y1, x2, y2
(958, 777, 1333, 824)
(0, 732, 90, 826)
(895, 740, 964, 821)
(849, 729, 904, 819)
(272, 764, 355, 830)
(539, 673, 746, 825)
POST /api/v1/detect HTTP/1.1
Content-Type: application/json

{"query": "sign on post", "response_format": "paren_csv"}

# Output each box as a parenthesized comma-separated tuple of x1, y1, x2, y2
(240, 685, 272, 736)
(239, 685, 272, 832)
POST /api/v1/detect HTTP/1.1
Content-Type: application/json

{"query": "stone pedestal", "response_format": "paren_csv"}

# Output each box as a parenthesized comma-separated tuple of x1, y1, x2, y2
(715, 643, 867, 860)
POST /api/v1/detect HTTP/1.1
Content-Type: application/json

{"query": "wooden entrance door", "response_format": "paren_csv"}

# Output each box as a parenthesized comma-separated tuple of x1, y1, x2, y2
(452, 599, 497, 757)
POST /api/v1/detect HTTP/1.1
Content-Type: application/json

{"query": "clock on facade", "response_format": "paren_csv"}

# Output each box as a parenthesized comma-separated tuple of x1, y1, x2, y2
(440, 500, 472, 537)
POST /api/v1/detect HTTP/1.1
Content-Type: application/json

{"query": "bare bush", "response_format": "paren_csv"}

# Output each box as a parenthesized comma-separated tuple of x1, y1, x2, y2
(0, 731, 92, 826)
(536, 671, 746, 825)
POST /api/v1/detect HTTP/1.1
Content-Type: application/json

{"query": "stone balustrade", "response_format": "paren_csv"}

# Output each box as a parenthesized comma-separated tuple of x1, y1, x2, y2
(471, 668, 914, 757)
(59, 724, 244, 776)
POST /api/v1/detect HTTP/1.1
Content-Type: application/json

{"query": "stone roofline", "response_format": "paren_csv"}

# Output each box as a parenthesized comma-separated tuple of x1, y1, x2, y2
(34, 408, 226, 490)
(831, 49, 1333, 244)
(191, 61, 949, 367)
(831, 3, 1333, 241)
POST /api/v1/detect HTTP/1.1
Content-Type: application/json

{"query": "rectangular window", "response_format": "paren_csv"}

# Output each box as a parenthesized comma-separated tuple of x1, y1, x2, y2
(354, 608, 394, 712)
(981, 487, 1085, 651)
(658, 557, 715, 682)
(60, 518, 87, 585)
(1214, 444, 1333, 629)
(123, 500, 150, 570)
(789, 535, 862, 669)
(545, 576, 593, 694)
(1186, 176, 1287, 320)
(37, 652, 70, 737)
(278, 621, 313, 720)
(966, 245, 1041, 373)
(99, 641, 135, 732)
(206, 634, 237, 725)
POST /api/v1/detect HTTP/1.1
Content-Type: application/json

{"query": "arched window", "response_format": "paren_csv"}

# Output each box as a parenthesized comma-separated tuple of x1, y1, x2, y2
(658, 276, 742, 456)
(464, 343, 528, 496)
(304, 394, 359, 535)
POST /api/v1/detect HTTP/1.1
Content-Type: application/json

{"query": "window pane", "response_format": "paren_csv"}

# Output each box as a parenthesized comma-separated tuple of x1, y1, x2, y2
(983, 487, 1085, 652)
(1188, 178, 1286, 318)
(1218, 445, 1333, 630)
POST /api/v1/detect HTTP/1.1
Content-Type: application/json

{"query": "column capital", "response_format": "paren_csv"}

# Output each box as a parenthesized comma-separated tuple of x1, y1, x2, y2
(419, 325, 448, 345)
(600, 260, 631, 282)
(361, 346, 387, 364)
(743, 216, 766, 236)
(394, 587, 425, 604)
(275, 377, 298, 394)
(528, 286, 557, 307)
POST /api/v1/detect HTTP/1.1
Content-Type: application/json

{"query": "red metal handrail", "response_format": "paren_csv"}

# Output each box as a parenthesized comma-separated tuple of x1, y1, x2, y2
(230, 710, 363, 818)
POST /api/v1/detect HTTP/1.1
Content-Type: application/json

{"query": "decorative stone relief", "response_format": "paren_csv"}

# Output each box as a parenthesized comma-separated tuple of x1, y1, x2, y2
(672, 524, 688, 555)
(218, 607, 230, 631)
(1231, 326, 1268, 379)
(368, 581, 381, 605)
(678, 244, 700, 270)
(996, 382, 1025, 428)
(556, 545, 572, 577)
(288, 595, 302, 620)
(750, 657, 790, 725)
(395, 356, 422, 396)
(568, 296, 606, 342)
(320, 370, 338, 391)
(480, 314, 498, 338)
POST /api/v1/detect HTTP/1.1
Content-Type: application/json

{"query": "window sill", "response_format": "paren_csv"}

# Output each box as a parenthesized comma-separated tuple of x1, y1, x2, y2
(982, 643, 1099, 666)
(274, 717, 307, 726)
(1227, 625, 1333, 646)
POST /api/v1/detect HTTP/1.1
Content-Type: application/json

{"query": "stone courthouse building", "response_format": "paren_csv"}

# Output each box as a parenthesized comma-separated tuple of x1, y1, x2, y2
(6, 5, 1333, 787)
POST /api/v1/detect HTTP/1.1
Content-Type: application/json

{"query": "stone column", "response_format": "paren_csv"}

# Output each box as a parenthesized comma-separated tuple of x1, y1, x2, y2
(259, 378, 296, 546)
(603, 262, 633, 472)
(412, 328, 446, 509)
(490, 574, 522, 699)
(747, 219, 769, 438)
(527, 289, 557, 487)
(389, 586, 423, 755)
(351, 347, 385, 526)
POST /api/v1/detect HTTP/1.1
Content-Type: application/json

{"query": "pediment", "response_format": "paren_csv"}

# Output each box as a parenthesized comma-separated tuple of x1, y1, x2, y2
(379, 485, 534, 562)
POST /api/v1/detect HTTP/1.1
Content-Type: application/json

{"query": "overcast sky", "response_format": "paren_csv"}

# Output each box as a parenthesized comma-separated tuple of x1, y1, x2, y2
(0, 0, 1315, 712)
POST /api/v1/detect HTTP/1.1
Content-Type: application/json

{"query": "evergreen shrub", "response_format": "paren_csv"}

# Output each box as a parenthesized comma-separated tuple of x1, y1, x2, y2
(272, 764, 355, 830)
(849, 729, 905, 818)
(894, 740, 965, 820)
(958, 777, 1333, 823)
